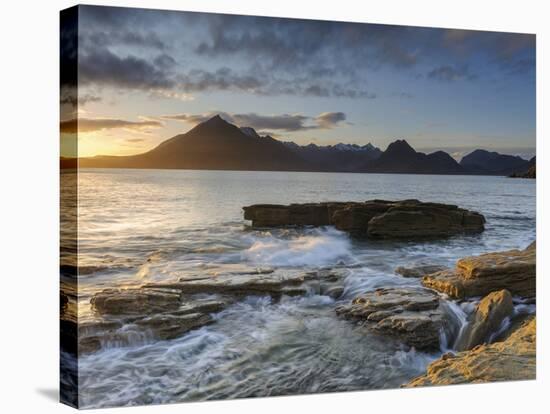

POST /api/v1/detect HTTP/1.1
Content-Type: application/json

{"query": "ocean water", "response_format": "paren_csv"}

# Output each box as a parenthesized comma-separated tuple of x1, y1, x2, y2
(68, 169, 535, 408)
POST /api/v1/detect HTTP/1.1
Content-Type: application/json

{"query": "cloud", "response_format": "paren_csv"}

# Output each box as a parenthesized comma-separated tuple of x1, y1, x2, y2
(60, 88, 102, 107)
(60, 117, 163, 133)
(161, 111, 348, 132)
(79, 49, 175, 90)
(315, 112, 346, 128)
(427, 65, 477, 82)
(177, 67, 263, 93)
(74, 6, 535, 100)
(125, 138, 146, 143)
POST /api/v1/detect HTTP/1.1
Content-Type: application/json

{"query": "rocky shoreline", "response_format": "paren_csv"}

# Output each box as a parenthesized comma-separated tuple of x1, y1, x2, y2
(78, 199, 535, 388)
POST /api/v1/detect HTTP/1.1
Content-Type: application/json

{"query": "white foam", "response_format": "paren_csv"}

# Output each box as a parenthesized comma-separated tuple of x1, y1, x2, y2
(242, 227, 353, 267)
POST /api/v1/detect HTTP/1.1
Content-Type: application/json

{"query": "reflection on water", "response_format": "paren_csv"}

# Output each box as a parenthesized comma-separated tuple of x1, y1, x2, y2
(68, 169, 535, 408)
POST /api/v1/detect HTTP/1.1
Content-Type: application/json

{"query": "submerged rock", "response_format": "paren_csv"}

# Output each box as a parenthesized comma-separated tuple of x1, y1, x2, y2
(454, 290, 514, 351)
(335, 287, 454, 350)
(395, 264, 448, 278)
(422, 244, 536, 299)
(407, 317, 536, 386)
(243, 199, 485, 239)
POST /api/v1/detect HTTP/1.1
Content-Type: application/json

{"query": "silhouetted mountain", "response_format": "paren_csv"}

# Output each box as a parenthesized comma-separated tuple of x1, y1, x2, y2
(79, 115, 310, 171)
(459, 149, 530, 176)
(283, 141, 382, 172)
(71, 116, 529, 176)
(509, 156, 536, 178)
(364, 140, 465, 174)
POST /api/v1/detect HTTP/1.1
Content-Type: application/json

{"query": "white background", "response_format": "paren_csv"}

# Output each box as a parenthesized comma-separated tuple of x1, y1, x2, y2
(0, 0, 547, 412)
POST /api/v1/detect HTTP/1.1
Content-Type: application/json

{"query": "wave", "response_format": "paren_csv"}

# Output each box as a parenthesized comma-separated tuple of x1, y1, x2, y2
(241, 227, 354, 267)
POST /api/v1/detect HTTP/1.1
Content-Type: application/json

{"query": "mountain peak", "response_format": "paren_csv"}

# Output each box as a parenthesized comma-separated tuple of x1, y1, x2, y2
(204, 114, 227, 124)
(385, 139, 416, 154)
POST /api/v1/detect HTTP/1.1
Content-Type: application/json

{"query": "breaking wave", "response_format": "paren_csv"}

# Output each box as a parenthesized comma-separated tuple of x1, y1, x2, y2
(241, 227, 354, 267)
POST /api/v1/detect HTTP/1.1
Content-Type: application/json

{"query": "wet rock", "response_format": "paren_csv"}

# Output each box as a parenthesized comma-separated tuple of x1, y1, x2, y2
(367, 202, 485, 239)
(91, 287, 182, 316)
(135, 312, 214, 340)
(243, 200, 484, 239)
(335, 287, 451, 350)
(455, 290, 514, 351)
(395, 264, 448, 278)
(144, 268, 348, 300)
(407, 317, 536, 386)
(84, 268, 348, 354)
(422, 244, 536, 299)
(81, 297, 230, 353)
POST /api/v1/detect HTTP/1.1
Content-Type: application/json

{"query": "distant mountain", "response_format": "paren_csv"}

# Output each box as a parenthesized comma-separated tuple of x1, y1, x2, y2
(509, 156, 536, 179)
(79, 115, 310, 171)
(282, 141, 382, 172)
(459, 149, 530, 176)
(364, 140, 465, 174)
(69, 115, 529, 176)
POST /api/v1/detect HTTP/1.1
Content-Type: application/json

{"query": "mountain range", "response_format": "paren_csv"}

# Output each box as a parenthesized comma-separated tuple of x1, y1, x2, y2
(71, 115, 534, 176)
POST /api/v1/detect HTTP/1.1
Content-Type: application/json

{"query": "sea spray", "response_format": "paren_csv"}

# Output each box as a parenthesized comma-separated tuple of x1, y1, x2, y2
(241, 227, 354, 267)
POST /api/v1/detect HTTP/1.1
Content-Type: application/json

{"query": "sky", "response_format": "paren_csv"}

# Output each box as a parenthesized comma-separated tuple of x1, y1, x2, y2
(60, 5, 536, 160)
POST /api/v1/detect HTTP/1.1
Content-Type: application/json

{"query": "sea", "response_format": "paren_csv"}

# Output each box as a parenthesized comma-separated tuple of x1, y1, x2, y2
(64, 169, 535, 408)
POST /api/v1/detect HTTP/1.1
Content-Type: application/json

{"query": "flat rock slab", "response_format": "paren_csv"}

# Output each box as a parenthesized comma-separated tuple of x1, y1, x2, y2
(144, 268, 348, 299)
(335, 287, 451, 350)
(422, 245, 535, 299)
(407, 317, 536, 386)
(243, 199, 485, 239)
(395, 264, 449, 278)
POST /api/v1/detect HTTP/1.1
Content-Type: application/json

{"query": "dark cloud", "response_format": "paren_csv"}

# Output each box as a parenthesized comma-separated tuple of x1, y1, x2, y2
(60, 118, 162, 133)
(154, 53, 177, 69)
(427, 65, 477, 82)
(161, 111, 347, 132)
(125, 138, 146, 143)
(79, 49, 175, 90)
(60, 88, 102, 107)
(74, 6, 535, 97)
(177, 67, 263, 93)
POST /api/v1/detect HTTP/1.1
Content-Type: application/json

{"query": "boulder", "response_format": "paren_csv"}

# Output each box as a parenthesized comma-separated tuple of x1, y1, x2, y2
(243, 200, 485, 239)
(335, 287, 453, 350)
(454, 290, 514, 351)
(422, 244, 536, 299)
(395, 264, 449, 278)
(407, 317, 536, 386)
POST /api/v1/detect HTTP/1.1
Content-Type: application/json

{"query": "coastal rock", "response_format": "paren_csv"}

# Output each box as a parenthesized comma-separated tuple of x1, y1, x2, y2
(144, 268, 348, 299)
(135, 312, 214, 340)
(422, 244, 536, 299)
(335, 287, 452, 350)
(455, 290, 514, 351)
(367, 202, 485, 238)
(82, 296, 229, 353)
(243, 200, 485, 239)
(91, 287, 183, 316)
(395, 264, 448, 278)
(407, 317, 536, 386)
(84, 268, 348, 354)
